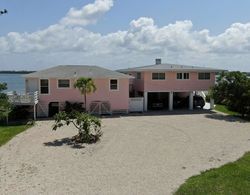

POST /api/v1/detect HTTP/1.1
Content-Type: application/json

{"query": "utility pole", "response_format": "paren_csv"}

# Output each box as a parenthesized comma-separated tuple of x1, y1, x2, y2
(0, 9, 8, 15)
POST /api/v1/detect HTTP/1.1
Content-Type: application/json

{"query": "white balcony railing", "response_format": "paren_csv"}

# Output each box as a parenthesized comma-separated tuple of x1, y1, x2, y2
(7, 91, 39, 105)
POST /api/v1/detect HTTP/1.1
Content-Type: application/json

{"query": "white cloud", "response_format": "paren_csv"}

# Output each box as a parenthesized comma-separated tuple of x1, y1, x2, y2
(2, 17, 250, 56)
(0, 0, 250, 71)
(60, 0, 114, 27)
(210, 23, 250, 53)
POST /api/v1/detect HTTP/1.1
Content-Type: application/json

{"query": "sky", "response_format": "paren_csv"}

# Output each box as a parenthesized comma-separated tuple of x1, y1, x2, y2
(1, 0, 250, 71)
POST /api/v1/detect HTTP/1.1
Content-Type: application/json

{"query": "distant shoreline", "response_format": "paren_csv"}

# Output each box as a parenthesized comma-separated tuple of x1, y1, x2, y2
(0, 71, 35, 74)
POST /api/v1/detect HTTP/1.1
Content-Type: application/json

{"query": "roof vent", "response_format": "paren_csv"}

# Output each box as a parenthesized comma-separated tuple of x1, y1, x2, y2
(155, 58, 162, 65)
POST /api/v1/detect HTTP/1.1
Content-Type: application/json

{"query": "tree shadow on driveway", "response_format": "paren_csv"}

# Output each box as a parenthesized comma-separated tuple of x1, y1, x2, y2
(205, 113, 248, 123)
(43, 137, 85, 149)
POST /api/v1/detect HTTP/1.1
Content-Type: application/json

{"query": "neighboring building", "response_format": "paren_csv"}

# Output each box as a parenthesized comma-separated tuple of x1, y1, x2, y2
(23, 65, 132, 117)
(119, 59, 222, 111)
(8, 59, 222, 118)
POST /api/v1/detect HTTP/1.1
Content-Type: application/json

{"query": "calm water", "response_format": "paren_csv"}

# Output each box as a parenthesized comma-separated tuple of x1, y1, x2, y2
(0, 74, 25, 93)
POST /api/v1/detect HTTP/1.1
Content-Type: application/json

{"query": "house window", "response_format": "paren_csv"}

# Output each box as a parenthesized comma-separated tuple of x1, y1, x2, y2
(177, 73, 189, 80)
(58, 79, 70, 88)
(177, 73, 182, 79)
(136, 72, 141, 80)
(198, 73, 210, 80)
(110, 79, 118, 90)
(184, 73, 189, 79)
(40, 79, 49, 94)
(152, 73, 165, 80)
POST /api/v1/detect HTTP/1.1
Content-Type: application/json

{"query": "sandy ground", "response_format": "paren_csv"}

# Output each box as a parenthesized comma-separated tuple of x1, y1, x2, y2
(1, 111, 250, 195)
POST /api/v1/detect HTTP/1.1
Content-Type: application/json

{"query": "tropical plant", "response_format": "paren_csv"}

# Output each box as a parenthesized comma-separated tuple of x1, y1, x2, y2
(211, 71, 250, 117)
(0, 82, 12, 124)
(0, 82, 7, 96)
(74, 77, 96, 112)
(52, 111, 102, 144)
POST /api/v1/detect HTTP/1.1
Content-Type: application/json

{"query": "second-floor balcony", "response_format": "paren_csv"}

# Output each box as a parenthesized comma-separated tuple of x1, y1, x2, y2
(7, 91, 39, 105)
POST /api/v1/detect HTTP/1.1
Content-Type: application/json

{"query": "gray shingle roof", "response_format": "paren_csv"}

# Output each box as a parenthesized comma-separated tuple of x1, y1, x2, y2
(24, 65, 133, 79)
(118, 63, 224, 73)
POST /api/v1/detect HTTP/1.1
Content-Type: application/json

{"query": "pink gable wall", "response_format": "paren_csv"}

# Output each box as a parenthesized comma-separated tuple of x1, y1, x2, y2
(133, 72, 216, 92)
(32, 78, 129, 116)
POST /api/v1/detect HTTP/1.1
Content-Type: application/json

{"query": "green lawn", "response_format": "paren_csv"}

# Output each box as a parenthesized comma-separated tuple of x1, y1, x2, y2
(175, 105, 250, 194)
(214, 104, 250, 121)
(0, 124, 32, 146)
(214, 104, 240, 116)
(175, 152, 250, 195)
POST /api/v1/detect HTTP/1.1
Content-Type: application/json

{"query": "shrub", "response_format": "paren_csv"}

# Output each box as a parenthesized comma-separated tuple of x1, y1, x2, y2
(52, 111, 102, 144)
(211, 71, 250, 117)
(9, 106, 31, 120)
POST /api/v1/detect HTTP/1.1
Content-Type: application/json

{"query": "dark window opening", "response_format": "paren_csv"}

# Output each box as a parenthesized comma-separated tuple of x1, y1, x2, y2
(58, 79, 70, 88)
(40, 79, 49, 94)
(198, 73, 210, 80)
(152, 73, 165, 80)
(110, 79, 118, 90)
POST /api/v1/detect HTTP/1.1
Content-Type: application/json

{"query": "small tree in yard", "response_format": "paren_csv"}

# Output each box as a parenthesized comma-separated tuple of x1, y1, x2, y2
(74, 77, 96, 112)
(53, 111, 102, 144)
(211, 71, 250, 118)
(0, 82, 12, 124)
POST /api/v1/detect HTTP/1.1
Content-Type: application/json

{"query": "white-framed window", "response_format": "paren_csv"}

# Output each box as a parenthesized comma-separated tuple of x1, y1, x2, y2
(152, 73, 165, 80)
(40, 79, 49, 94)
(136, 72, 141, 80)
(58, 79, 70, 88)
(177, 72, 189, 80)
(110, 79, 118, 90)
(198, 73, 210, 80)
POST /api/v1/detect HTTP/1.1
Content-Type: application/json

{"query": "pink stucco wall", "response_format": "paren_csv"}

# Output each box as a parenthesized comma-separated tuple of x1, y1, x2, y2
(129, 72, 144, 91)
(27, 78, 129, 116)
(132, 72, 216, 92)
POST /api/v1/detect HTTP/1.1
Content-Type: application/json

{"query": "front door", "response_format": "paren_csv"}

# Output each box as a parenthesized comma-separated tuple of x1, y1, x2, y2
(48, 102, 59, 117)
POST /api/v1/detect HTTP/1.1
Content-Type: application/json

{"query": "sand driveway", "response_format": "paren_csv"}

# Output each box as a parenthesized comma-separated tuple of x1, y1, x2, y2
(1, 111, 250, 195)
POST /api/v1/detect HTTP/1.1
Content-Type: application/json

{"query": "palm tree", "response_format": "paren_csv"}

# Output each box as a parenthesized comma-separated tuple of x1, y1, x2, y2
(74, 77, 96, 112)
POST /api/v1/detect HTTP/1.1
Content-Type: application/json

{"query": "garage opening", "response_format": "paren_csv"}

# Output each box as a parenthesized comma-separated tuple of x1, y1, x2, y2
(173, 92, 206, 110)
(48, 102, 59, 117)
(173, 92, 189, 109)
(148, 92, 169, 110)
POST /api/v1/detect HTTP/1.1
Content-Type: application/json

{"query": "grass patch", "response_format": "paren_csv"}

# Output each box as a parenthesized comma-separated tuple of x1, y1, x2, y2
(214, 104, 250, 121)
(175, 152, 250, 195)
(214, 104, 240, 116)
(0, 124, 32, 146)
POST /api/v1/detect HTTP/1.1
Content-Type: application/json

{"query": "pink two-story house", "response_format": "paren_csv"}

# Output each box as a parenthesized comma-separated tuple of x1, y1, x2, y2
(24, 65, 132, 117)
(119, 59, 221, 111)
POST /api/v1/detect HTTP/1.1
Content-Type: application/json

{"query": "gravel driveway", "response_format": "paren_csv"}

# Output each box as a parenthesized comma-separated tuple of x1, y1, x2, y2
(1, 111, 250, 195)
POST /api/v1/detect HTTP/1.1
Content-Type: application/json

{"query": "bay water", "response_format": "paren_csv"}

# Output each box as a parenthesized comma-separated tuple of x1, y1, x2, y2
(0, 74, 25, 93)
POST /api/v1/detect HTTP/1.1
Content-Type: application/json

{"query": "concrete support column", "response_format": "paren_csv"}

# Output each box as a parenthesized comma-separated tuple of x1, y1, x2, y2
(144, 92, 148, 112)
(189, 91, 194, 110)
(169, 91, 173, 111)
(210, 98, 215, 110)
(33, 104, 36, 120)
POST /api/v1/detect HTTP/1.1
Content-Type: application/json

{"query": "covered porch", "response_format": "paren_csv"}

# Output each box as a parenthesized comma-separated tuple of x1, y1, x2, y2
(7, 91, 39, 120)
(143, 91, 214, 112)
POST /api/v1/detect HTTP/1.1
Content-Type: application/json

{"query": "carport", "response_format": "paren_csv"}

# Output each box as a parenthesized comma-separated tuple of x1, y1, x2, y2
(144, 91, 194, 111)
(147, 92, 169, 110)
(173, 92, 194, 110)
(173, 92, 188, 109)
(173, 91, 196, 110)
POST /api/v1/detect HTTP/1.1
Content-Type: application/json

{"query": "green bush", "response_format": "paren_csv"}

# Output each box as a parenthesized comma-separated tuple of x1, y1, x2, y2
(53, 111, 102, 144)
(211, 71, 250, 117)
